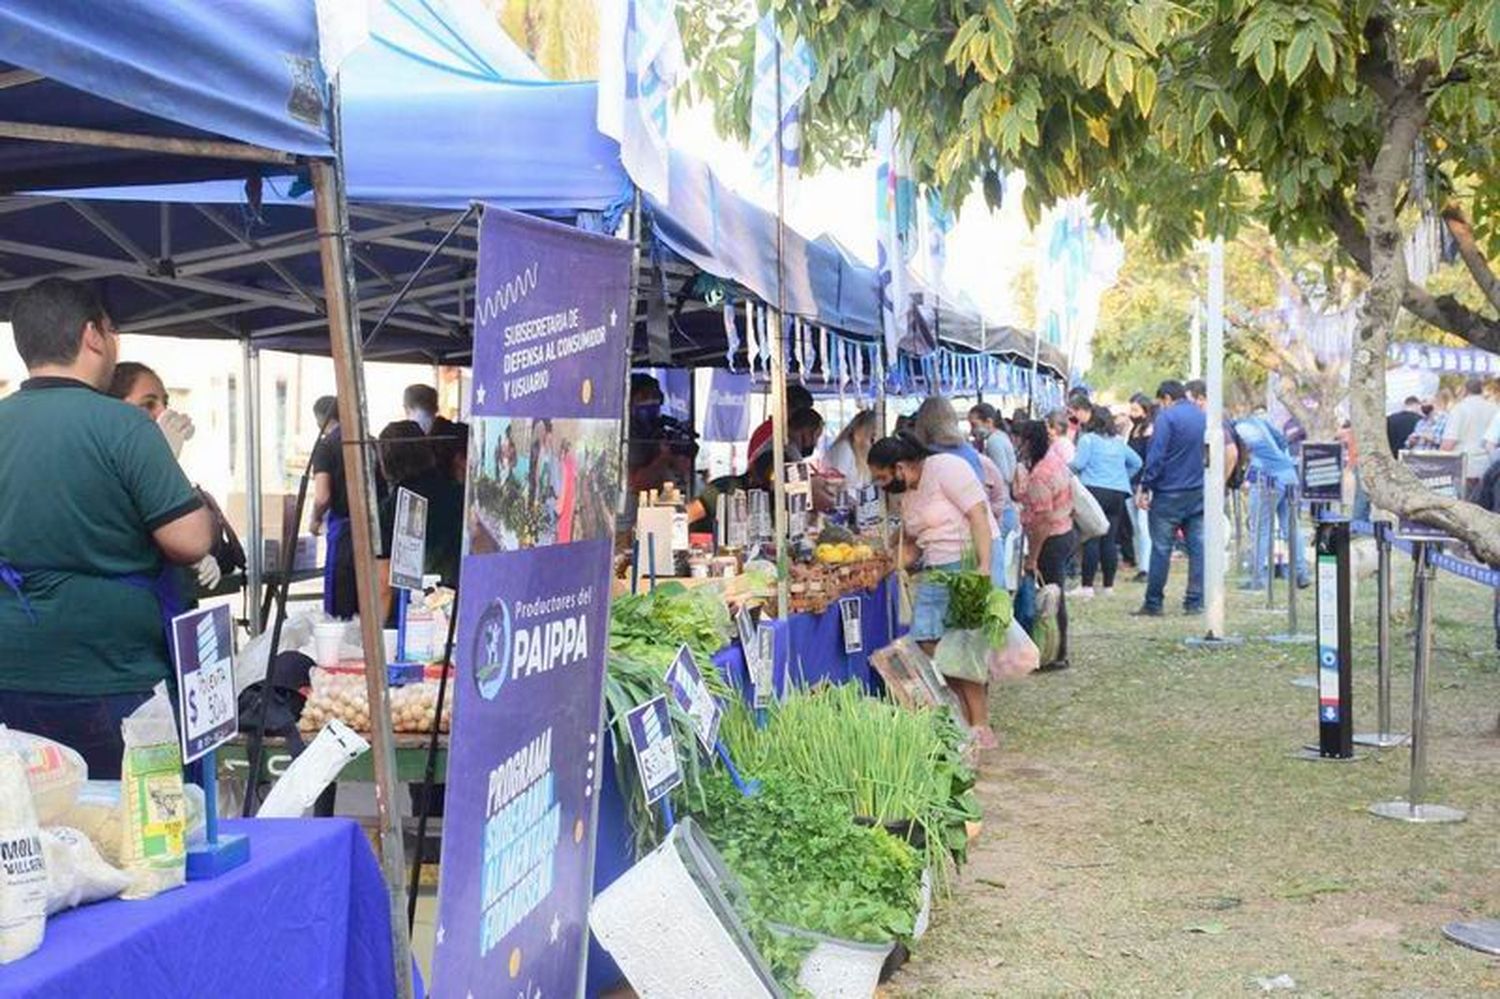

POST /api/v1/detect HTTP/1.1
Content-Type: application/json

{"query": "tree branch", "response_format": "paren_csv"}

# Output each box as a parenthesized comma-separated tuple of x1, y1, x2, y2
(1348, 57, 1500, 566)
(1327, 191, 1500, 352)
(1439, 203, 1500, 314)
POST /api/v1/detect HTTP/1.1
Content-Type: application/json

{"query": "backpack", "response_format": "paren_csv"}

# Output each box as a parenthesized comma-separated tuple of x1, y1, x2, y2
(1225, 422, 1252, 491)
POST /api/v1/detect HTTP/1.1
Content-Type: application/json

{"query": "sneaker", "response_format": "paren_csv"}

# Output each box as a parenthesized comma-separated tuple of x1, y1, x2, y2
(1296, 576, 1312, 589)
(1067, 585, 1095, 599)
(1037, 659, 1071, 673)
(1131, 571, 1149, 583)
(1237, 580, 1266, 592)
(1099, 587, 1114, 597)
(1130, 606, 1163, 617)
(1183, 605, 1204, 616)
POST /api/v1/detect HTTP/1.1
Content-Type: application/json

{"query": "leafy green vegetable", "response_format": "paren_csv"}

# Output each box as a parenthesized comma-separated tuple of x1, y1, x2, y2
(719, 684, 981, 889)
(605, 582, 737, 853)
(693, 772, 921, 964)
(927, 568, 1013, 648)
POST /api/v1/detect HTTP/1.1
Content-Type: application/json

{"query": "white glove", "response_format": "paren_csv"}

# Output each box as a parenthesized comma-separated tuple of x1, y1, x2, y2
(157, 409, 196, 459)
(194, 554, 222, 590)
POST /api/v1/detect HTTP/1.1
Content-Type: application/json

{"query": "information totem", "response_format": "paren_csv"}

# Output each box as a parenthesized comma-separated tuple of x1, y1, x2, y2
(1314, 517, 1354, 758)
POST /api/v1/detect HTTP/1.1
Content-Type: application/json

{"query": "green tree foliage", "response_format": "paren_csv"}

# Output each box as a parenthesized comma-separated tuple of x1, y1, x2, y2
(496, 0, 598, 80)
(683, 0, 1500, 558)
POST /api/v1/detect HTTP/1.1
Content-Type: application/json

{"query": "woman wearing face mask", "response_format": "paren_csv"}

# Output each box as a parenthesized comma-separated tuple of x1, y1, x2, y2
(108, 362, 240, 598)
(1124, 393, 1157, 583)
(868, 433, 998, 748)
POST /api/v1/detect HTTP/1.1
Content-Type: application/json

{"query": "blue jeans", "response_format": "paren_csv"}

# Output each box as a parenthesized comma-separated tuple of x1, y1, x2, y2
(1145, 490, 1204, 612)
(1248, 486, 1309, 588)
(1131, 503, 1152, 570)
(0, 689, 154, 780)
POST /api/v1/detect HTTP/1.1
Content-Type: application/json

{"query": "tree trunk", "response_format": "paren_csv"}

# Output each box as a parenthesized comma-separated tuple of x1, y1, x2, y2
(1348, 75, 1500, 567)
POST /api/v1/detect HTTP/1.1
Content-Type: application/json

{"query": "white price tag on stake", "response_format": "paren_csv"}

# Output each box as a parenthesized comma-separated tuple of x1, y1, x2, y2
(753, 623, 776, 709)
(839, 596, 863, 655)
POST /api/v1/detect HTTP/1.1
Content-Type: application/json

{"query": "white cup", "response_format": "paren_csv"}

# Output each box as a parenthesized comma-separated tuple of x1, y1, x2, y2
(313, 621, 346, 668)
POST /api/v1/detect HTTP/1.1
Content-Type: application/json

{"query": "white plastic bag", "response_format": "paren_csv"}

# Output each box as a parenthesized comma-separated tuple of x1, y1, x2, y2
(0, 734, 47, 963)
(990, 618, 1041, 681)
(236, 612, 318, 695)
(118, 683, 186, 900)
(3, 730, 86, 825)
(257, 720, 369, 819)
(1070, 474, 1110, 541)
(41, 827, 129, 915)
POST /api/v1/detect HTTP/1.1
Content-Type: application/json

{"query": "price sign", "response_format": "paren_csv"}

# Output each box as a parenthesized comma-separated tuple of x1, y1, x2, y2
(664, 645, 721, 751)
(170, 605, 238, 764)
(839, 596, 863, 655)
(784, 461, 813, 543)
(1396, 451, 1465, 540)
(753, 623, 777, 708)
(1300, 442, 1344, 503)
(854, 484, 884, 531)
(389, 486, 429, 592)
(625, 695, 682, 805)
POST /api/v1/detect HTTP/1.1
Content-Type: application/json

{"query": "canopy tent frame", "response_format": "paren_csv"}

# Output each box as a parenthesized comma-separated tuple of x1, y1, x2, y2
(0, 75, 417, 999)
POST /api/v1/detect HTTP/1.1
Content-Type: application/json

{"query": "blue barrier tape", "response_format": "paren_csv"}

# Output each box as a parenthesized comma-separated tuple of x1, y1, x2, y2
(1350, 520, 1500, 589)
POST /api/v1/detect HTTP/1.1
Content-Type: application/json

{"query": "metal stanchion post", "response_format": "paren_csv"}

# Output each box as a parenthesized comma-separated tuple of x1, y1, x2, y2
(1356, 521, 1407, 748)
(1232, 485, 1244, 577)
(1264, 480, 1277, 612)
(1370, 543, 1465, 823)
(1442, 920, 1500, 956)
(1270, 485, 1313, 646)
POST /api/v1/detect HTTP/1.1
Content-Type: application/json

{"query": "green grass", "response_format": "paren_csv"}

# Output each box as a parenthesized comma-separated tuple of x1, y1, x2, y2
(892, 554, 1500, 997)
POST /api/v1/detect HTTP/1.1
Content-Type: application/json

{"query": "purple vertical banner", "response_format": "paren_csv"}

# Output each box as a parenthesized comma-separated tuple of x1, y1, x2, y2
(702, 369, 753, 442)
(433, 206, 632, 998)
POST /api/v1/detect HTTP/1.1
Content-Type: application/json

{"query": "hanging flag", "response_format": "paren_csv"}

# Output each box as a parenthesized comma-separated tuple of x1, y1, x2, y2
(597, 0, 683, 202)
(875, 111, 917, 363)
(749, 14, 817, 199)
(922, 187, 955, 291)
(724, 299, 740, 370)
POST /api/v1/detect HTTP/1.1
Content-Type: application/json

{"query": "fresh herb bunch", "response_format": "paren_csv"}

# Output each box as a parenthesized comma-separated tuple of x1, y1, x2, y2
(609, 581, 734, 675)
(719, 684, 981, 887)
(693, 772, 922, 954)
(928, 558, 1013, 649)
(605, 583, 736, 853)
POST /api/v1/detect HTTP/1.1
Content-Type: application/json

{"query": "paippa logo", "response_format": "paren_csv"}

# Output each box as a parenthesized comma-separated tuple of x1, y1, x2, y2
(473, 599, 513, 701)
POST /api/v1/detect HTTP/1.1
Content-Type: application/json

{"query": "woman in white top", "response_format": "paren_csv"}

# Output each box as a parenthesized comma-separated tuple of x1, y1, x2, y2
(822, 409, 879, 489)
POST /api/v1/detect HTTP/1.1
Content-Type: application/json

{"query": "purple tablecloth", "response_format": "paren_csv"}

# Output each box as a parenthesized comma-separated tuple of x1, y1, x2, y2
(0, 818, 401, 998)
(712, 574, 898, 696)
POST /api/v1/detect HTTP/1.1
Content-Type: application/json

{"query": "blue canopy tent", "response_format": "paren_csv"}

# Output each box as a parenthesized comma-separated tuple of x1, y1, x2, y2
(0, 0, 332, 190)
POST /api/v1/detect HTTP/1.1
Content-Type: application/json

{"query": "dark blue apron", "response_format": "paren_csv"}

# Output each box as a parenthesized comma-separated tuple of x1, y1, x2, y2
(322, 513, 350, 616)
(0, 559, 185, 641)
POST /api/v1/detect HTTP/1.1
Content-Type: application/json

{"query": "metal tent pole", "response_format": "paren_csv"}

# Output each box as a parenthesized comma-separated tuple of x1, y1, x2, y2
(241, 340, 263, 637)
(310, 148, 414, 998)
(769, 35, 791, 618)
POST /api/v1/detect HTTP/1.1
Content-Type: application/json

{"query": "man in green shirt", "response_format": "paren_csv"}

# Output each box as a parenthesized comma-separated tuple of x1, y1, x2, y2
(0, 278, 213, 779)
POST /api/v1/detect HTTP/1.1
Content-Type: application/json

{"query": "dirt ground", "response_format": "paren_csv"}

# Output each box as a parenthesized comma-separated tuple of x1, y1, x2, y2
(891, 555, 1500, 997)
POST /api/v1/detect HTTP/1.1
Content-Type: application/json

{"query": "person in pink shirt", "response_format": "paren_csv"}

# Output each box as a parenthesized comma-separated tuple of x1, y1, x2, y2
(869, 432, 998, 748)
(1017, 419, 1077, 670)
